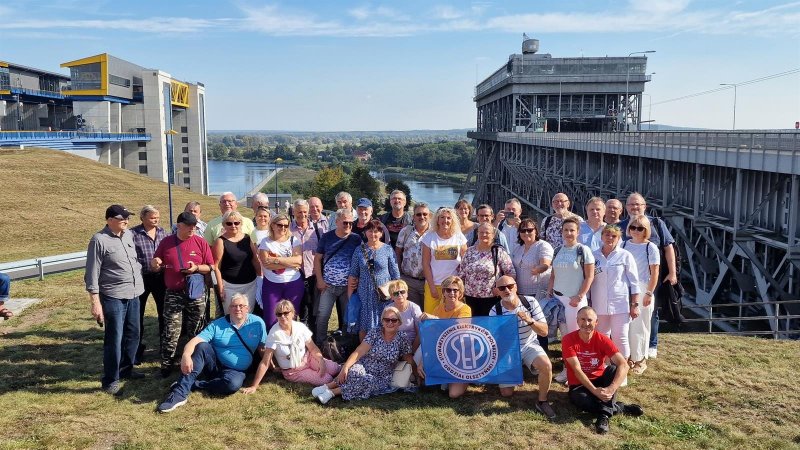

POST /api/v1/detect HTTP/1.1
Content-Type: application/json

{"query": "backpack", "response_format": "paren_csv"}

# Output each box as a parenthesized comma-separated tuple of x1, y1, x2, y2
(553, 244, 585, 265)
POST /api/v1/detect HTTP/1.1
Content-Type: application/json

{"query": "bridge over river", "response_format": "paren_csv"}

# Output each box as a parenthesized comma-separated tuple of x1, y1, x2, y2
(463, 129, 800, 338)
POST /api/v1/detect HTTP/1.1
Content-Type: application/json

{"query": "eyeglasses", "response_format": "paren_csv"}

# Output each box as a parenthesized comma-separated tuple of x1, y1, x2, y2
(273, 223, 289, 229)
(497, 283, 516, 291)
(628, 202, 646, 207)
(220, 199, 236, 204)
(225, 221, 241, 226)
(414, 213, 429, 217)
(391, 290, 407, 297)
(276, 311, 292, 317)
(629, 225, 646, 232)
(442, 287, 459, 294)
(341, 221, 354, 227)
(230, 304, 248, 309)
(519, 228, 535, 234)
(382, 317, 400, 324)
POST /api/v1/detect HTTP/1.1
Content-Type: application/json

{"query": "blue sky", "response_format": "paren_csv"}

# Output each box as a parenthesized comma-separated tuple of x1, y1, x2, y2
(2, 0, 798, 131)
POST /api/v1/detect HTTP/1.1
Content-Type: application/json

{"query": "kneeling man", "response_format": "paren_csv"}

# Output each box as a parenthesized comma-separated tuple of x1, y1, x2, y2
(489, 276, 556, 420)
(157, 293, 266, 412)
(562, 306, 643, 434)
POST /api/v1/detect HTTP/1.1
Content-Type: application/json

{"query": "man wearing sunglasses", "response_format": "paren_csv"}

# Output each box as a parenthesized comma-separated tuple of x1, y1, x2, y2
(313, 209, 363, 346)
(489, 275, 556, 420)
(395, 203, 432, 308)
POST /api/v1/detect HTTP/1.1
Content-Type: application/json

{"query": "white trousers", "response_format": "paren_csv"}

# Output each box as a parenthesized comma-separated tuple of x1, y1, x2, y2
(628, 282, 654, 361)
(596, 313, 631, 359)
(557, 294, 588, 334)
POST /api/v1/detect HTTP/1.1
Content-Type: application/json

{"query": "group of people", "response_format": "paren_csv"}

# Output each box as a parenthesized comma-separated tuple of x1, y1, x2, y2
(85, 188, 679, 434)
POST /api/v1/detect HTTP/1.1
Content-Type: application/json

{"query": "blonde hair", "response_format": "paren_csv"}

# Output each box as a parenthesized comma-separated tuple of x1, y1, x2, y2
(383, 306, 402, 321)
(268, 213, 291, 240)
(627, 215, 652, 240)
(431, 207, 461, 237)
(274, 299, 295, 315)
(388, 279, 409, 296)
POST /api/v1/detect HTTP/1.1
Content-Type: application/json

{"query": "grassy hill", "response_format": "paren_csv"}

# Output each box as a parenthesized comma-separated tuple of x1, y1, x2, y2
(0, 148, 214, 262)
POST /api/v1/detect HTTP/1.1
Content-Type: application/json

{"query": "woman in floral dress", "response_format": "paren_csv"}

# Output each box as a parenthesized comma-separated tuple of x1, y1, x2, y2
(348, 219, 400, 340)
(457, 223, 516, 316)
(312, 306, 413, 403)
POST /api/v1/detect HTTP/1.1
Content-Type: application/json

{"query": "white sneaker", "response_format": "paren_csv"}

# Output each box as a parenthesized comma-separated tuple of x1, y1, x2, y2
(648, 347, 658, 359)
(316, 387, 334, 404)
(311, 385, 327, 398)
(554, 369, 568, 384)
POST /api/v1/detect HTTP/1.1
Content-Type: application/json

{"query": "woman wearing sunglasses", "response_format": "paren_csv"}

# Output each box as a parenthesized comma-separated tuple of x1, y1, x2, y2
(348, 219, 400, 340)
(623, 216, 660, 374)
(258, 213, 303, 326)
(385, 280, 422, 355)
(416, 275, 471, 398)
(243, 300, 339, 393)
(312, 306, 413, 403)
(212, 210, 261, 314)
(512, 218, 554, 348)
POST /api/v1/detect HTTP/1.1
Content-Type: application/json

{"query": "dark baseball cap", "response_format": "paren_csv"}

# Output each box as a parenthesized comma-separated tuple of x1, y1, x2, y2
(177, 211, 198, 226)
(105, 204, 131, 220)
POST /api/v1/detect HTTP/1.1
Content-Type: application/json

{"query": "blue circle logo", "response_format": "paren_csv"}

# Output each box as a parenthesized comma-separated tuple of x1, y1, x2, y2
(436, 323, 498, 380)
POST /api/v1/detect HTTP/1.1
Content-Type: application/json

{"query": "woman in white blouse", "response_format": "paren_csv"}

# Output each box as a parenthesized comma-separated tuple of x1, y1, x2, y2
(590, 224, 641, 363)
(242, 300, 340, 393)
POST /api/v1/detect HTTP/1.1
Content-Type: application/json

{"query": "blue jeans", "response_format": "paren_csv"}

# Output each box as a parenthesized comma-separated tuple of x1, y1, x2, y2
(315, 284, 348, 346)
(0, 272, 10, 301)
(649, 308, 659, 349)
(173, 342, 246, 397)
(100, 295, 141, 386)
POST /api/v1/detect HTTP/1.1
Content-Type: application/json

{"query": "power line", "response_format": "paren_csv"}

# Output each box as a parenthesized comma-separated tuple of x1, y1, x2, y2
(651, 68, 800, 106)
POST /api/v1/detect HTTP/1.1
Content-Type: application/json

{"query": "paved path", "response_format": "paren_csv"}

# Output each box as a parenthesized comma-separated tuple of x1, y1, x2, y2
(1, 298, 42, 323)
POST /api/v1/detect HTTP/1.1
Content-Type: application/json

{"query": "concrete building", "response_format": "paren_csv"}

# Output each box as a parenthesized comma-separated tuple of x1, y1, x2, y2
(474, 38, 651, 133)
(0, 54, 208, 194)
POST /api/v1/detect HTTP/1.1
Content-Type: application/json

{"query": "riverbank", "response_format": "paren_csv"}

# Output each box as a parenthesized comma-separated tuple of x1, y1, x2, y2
(380, 166, 467, 185)
(258, 166, 317, 199)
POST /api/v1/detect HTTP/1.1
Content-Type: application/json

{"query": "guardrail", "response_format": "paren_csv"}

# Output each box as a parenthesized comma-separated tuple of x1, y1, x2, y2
(0, 251, 87, 281)
(681, 299, 800, 339)
(0, 131, 151, 142)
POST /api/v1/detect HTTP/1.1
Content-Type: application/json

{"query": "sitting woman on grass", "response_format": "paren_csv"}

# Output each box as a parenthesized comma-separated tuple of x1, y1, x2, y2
(242, 300, 340, 393)
(312, 306, 413, 404)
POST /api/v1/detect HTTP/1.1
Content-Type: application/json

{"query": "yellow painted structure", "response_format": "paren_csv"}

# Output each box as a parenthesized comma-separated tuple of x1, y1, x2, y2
(170, 80, 189, 108)
(60, 53, 108, 96)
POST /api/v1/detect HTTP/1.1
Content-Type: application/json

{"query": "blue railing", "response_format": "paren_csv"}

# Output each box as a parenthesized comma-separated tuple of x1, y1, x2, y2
(0, 131, 151, 142)
(8, 87, 66, 100)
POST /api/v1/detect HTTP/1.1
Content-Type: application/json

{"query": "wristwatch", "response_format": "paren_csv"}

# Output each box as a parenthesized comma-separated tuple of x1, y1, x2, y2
(645, 291, 653, 297)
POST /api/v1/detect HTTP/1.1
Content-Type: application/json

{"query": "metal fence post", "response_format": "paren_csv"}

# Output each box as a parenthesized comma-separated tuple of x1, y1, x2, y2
(37, 259, 44, 281)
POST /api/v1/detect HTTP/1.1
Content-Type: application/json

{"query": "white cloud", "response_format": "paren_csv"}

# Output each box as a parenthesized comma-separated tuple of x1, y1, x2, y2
(431, 5, 464, 20)
(628, 0, 691, 14)
(4, 17, 216, 34)
(348, 5, 409, 21)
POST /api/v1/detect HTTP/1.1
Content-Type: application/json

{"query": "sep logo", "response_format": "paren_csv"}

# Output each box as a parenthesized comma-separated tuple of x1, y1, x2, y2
(436, 323, 499, 381)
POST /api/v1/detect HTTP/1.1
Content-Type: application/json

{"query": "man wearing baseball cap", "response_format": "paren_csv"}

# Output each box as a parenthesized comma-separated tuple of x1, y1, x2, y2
(151, 211, 215, 377)
(85, 204, 145, 395)
(352, 198, 389, 243)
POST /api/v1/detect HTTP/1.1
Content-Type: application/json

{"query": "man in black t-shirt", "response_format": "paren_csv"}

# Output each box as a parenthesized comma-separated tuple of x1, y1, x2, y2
(379, 189, 412, 249)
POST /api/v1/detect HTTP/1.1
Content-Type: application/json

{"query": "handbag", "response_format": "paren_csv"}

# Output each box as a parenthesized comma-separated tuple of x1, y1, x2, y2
(361, 244, 390, 302)
(175, 235, 206, 300)
(345, 291, 361, 334)
(391, 361, 413, 388)
(321, 330, 359, 364)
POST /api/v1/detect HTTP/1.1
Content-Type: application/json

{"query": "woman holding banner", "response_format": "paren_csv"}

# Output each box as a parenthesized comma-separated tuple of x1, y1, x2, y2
(312, 306, 413, 404)
(416, 275, 471, 398)
(421, 208, 467, 314)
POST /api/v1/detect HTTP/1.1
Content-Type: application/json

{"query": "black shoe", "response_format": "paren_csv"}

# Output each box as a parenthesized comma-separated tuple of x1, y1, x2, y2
(121, 371, 146, 380)
(535, 400, 557, 421)
(622, 403, 644, 417)
(134, 344, 146, 366)
(595, 416, 610, 434)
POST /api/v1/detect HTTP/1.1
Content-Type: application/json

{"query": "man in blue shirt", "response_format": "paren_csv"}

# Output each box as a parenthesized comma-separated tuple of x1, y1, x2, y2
(157, 293, 266, 412)
(313, 209, 362, 346)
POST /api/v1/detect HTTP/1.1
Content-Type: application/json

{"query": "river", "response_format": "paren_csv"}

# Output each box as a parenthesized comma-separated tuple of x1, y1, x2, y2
(207, 160, 472, 211)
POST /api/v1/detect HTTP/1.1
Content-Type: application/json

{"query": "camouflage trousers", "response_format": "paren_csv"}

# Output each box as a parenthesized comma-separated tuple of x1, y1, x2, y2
(161, 290, 206, 370)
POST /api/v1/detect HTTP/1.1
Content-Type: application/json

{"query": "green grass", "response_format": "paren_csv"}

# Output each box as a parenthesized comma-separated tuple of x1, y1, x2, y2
(0, 148, 213, 262)
(2, 271, 799, 450)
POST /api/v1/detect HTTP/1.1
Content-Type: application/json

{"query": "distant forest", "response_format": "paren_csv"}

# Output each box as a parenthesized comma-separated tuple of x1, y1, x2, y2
(207, 130, 475, 173)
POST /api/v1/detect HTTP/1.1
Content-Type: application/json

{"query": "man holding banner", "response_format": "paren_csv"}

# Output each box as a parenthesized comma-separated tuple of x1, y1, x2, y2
(417, 275, 524, 399)
(488, 276, 556, 420)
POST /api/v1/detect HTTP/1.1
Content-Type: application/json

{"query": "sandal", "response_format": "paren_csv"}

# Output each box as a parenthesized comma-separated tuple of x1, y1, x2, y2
(0, 307, 13, 320)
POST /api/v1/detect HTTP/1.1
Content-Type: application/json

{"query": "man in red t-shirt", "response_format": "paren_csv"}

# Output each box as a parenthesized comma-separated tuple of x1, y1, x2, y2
(562, 306, 644, 434)
(152, 212, 215, 377)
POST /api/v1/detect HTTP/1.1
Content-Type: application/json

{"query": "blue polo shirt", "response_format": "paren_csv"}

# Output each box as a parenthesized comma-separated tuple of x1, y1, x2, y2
(197, 314, 267, 371)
